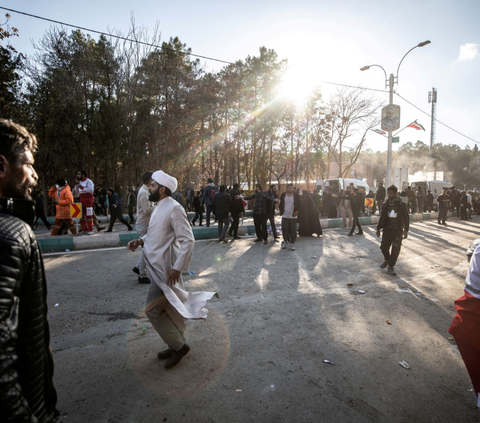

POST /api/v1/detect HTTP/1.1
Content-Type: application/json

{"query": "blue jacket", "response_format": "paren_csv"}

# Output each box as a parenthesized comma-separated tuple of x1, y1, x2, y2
(109, 193, 123, 216)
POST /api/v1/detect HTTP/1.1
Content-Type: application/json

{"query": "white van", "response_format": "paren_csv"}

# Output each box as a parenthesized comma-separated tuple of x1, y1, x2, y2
(315, 179, 324, 193)
(410, 180, 453, 211)
(323, 178, 370, 195)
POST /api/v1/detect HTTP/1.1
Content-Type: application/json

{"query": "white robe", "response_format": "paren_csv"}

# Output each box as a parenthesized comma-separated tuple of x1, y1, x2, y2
(143, 196, 216, 319)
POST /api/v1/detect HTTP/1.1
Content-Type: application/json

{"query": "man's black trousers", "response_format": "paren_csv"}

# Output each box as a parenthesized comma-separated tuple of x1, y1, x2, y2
(438, 208, 448, 224)
(349, 214, 362, 235)
(253, 212, 268, 241)
(380, 229, 403, 267)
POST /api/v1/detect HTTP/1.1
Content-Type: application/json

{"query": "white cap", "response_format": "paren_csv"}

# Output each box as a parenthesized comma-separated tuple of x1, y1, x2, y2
(151, 170, 178, 193)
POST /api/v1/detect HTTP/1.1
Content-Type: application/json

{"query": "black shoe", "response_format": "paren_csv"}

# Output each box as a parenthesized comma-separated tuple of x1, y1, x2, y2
(348, 232, 353, 236)
(263, 240, 268, 244)
(98, 226, 105, 232)
(199, 224, 204, 226)
(274, 235, 279, 239)
(128, 226, 134, 231)
(223, 239, 228, 243)
(356, 232, 364, 235)
(165, 344, 190, 369)
(233, 235, 241, 240)
(132, 266, 140, 275)
(387, 266, 397, 276)
(106, 230, 113, 232)
(219, 238, 224, 242)
(138, 276, 151, 284)
(254, 238, 262, 242)
(380, 261, 389, 269)
(227, 230, 233, 237)
(157, 348, 174, 360)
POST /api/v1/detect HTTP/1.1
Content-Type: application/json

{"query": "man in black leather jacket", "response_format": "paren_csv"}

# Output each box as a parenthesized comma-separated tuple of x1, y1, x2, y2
(0, 119, 59, 422)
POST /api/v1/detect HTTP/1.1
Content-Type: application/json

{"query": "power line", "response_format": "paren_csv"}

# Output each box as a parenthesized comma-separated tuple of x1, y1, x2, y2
(395, 92, 479, 145)
(320, 80, 388, 94)
(0, 6, 234, 65)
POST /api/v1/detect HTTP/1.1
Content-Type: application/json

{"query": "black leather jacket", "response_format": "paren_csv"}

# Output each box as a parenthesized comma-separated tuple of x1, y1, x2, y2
(0, 198, 58, 422)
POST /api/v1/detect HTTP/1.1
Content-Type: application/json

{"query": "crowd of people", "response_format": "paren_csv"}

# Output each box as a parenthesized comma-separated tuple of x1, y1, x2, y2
(1, 118, 479, 422)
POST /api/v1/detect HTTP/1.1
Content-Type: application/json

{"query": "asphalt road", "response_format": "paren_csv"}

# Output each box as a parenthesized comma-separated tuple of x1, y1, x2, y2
(43, 217, 480, 423)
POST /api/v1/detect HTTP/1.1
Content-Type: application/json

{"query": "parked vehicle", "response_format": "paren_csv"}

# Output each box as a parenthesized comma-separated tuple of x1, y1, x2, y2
(322, 178, 370, 195)
(410, 181, 453, 211)
(315, 179, 324, 193)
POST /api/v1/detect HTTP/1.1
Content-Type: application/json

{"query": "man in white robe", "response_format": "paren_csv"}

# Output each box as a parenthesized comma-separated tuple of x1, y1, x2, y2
(128, 170, 216, 369)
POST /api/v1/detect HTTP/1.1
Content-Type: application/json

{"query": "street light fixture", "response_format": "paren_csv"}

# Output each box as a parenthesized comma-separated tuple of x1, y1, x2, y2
(360, 40, 431, 187)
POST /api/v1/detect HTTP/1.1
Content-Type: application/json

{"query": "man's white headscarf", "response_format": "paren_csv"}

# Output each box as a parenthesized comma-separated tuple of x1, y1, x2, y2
(151, 170, 177, 193)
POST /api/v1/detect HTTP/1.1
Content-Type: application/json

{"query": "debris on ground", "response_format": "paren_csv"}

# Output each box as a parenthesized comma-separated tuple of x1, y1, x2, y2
(323, 360, 335, 365)
(398, 361, 410, 370)
(386, 320, 392, 325)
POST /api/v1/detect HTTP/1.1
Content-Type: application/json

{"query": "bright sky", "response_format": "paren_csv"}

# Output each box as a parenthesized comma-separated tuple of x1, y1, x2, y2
(2, 0, 479, 153)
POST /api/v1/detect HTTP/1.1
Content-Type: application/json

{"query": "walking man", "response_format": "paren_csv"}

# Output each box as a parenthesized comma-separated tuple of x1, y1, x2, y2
(376, 182, 386, 215)
(34, 190, 52, 230)
(417, 186, 425, 213)
(201, 177, 215, 227)
(126, 186, 137, 224)
(348, 189, 364, 236)
(437, 189, 450, 225)
(426, 190, 434, 212)
(185, 186, 194, 211)
(127, 171, 217, 369)
(76, 169, 95, 234)
(405, 186, 416, 214)
(191, 190, 203, 226)
(106, 188, 133, 232)
(376, 185, 409, 276)
(240, 184, 279, 244)
(48, 178, 78, 235)
(213, 184, 232, 242)
(132, 171, 154, 284)
(0, 119, 59, 422)
(279, 183, 301, 251)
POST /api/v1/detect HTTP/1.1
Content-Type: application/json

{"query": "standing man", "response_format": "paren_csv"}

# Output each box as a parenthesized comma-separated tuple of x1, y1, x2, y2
(106, 188, 133, 232)
(426, 190, 434, 212)
(185, 186, 194, 212)
(126, 186, 137, 224)
(227, 183, 244, 239)
(240, 184, 279, 245)
(437, 189, 450, 225)
(213, 184, 232, 242)
(76, 169, 95, 235)
(201, 177, 215, 227)
(279, 183, 301, 251)
(0, 119, 59, 422)
(348, 189, 363, 236)
(266, 184, 279, 240)
(376, 185, 409, 276)
(127, 171, 217, 369)
(376, 182, 386, 215)
(323, 187, 337, 218)
(417, 186, 425, 213)
(405, 186, 416, 214)
(467, 191, 473, 219)
(191, 191, 203, 226)
(48, 178, 78, 235)
(132, 171, 154, 284)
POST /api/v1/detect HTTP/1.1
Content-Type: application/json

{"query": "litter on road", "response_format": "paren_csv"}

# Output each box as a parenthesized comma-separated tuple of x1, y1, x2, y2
(399, 361, 410, 370)
(323, 360, 335, 365)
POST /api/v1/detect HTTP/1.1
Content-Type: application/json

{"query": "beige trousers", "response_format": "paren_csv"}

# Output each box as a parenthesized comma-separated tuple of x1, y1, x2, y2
(145, 281, 186, 351)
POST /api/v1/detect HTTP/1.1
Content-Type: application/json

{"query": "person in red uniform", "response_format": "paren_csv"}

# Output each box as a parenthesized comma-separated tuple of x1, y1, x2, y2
(449, 245, 480, 408)
(75, 169, 95, 234)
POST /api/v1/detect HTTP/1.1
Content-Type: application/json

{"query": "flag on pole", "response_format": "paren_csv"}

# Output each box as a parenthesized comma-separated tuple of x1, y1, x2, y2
(407, 121, 426, 131)
(373, 129, 387, 135)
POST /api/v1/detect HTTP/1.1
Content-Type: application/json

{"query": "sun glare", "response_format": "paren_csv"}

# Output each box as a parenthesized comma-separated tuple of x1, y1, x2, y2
(279, 67, 316, 106)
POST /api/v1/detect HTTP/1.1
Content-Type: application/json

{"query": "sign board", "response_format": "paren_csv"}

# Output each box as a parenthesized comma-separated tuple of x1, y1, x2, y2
(365, 198, 374, 207)
(70, 203, 82, 218)
(392, 136, 399, 143)
(381, 104, 401, 132)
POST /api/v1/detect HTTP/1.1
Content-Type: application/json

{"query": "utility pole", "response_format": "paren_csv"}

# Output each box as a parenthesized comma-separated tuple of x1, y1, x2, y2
(386, 73, 394, 187)
(429, 87, 437, 180)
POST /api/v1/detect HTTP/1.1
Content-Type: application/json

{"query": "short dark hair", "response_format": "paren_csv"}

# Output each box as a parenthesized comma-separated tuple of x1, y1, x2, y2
(220, 184, 227, 193)
(269, 184, 276, 190)
(0, 119, 37, 165)
(79, 170, 87, 178)
(256, 184, 262, 190)
(196, 191, 201, 195)
(287, 183, 293, 188)
(142, 171, 153, 184)
(207, 178, 213, 183)
(233, 183, 239, 189)
(164, 187, 172, 196)
(55, 178, 66, 186)
(107, 187, 115, 193)
(387, 185, 398, 194)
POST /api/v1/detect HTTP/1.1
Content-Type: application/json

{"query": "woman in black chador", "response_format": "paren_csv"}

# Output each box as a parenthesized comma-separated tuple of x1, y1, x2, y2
(298, 190, 323, 237)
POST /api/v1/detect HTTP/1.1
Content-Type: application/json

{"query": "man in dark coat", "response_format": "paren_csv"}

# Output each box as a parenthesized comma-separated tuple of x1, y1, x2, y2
(266, 184, 279, 239)
(437, 189, 451, 225)
(348, 189, 364, 236)
(376, 185, 410, 276)
(375, 182, 386, 215)
(126, 186, 137, 224)
(106, 187, 134, 232)
(323, 187, 337, 218)
(0, 119, 59, 423)
(192, 191, 203, 226)
(213, 184, 232, 242)
(228, 183, 244, 239)
(426, 189, 434, 212)
(201, 178, 216, 227)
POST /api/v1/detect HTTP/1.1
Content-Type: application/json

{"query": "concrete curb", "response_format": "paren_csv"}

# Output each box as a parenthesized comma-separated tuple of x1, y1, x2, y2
(37, 211, 450, 252)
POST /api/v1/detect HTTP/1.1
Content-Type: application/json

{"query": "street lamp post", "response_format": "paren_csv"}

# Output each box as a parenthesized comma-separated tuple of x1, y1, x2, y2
(361, 40, 431, 187)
